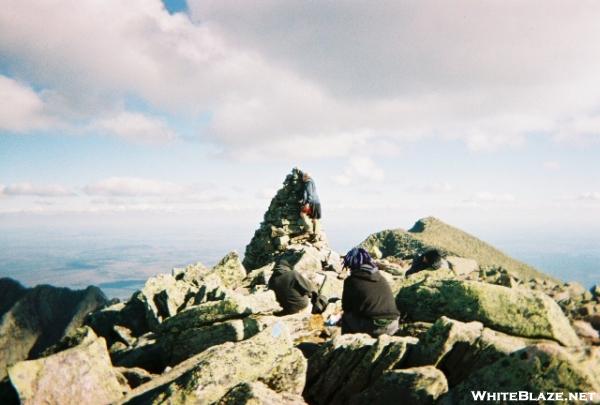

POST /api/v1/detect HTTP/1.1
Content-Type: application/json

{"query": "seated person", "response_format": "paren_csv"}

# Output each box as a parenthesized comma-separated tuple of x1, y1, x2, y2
(268, 258, 317, 315)
(405, 248, 448, 277)
(341, 248, 400, 337)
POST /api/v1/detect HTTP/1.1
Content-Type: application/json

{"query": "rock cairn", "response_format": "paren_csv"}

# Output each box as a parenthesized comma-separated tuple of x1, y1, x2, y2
(2, 175, 600, 404)
(243, 167, 327, 271)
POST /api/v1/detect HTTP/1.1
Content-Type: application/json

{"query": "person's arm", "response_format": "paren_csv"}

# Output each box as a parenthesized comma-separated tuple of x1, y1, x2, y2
(308, 181, 317, 202)
(294, 272, 316, 296)
(341, 279, 351, 312)
(404, 267, 417, 277)
(302, 185, 308, 205)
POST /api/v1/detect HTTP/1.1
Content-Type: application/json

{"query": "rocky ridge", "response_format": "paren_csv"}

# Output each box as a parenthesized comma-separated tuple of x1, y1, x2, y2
(0, 280, 108, 380)
(359, 216, 553, 282)
(1, 168, 599, 404)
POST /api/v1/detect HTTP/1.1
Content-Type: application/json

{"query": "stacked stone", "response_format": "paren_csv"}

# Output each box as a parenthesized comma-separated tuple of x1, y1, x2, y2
(6, 208, 600, 404)
(243, 167, 326, 271)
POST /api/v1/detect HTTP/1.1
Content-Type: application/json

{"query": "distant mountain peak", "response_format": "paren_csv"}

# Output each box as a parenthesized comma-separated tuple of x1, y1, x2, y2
(408, 216, 442, 233)
(361, 217, 557, 283)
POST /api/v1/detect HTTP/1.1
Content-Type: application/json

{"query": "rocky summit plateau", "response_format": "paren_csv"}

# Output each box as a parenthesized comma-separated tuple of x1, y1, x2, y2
(1, 168, 599, 405)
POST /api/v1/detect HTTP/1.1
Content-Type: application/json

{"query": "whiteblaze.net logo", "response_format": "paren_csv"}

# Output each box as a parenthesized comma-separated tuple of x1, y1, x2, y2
(471, 391, 598, 402)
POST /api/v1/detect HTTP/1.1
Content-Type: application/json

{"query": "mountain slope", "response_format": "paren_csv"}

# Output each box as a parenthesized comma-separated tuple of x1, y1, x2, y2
(360, 216, 556, 282)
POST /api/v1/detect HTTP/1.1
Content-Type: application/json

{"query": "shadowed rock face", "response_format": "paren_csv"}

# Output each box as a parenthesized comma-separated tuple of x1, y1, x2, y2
(119, 323, 307, 405)
(219, 381, 308, 404)
(350, 366, 448, 405)
(404, 316, 539, 387)
(443, 343, 600, 404)
(304, 334, 418, 405)
(8, 333, 125, 405)
(0, 278, 27, 318)
(0, 280, 108, 379)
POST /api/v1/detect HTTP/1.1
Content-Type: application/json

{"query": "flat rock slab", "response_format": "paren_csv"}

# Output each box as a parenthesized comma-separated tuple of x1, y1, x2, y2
(219, 382, 307, 404)
(396, 279, 581, 346)
(9, 337, 124, 405)
(405, 316, 543, 387)
(158, 290, 281, 333)
(445, 343, 600, 404)
(161, 317, 263, 366)
(305, 334, 417, 405)
(350, 366, 448, 405)
(446, 256, 478, 276)
(0, 284, 108, 379)
(120, 322, 306, 404)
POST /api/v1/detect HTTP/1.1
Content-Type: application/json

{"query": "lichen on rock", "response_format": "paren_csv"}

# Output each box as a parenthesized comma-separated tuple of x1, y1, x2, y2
(158, 290, 282, 333)
(8, 335, 125, 405)
(119, 322, 306, 404)
(304, 334, 417, 405)
(350, 366, 448, 405)
(444, 343, 600, 404)
(396, 278, 581, 346)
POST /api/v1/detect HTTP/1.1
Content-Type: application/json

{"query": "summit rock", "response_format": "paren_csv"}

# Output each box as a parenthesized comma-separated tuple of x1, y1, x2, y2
(0, 280, 108, 379)
(243, 168, 331, 271)
(360, 216, 554, 282)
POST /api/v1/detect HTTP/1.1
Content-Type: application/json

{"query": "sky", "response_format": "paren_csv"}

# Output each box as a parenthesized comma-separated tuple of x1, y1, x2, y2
(2, 0, 600, 239)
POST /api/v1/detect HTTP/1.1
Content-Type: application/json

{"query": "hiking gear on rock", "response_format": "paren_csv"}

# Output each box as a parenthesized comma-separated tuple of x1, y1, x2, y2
(311, 292, 328, 314)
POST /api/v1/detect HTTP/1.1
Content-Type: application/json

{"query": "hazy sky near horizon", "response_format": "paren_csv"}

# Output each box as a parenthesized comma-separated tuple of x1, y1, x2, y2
(2, 0, 600, 233)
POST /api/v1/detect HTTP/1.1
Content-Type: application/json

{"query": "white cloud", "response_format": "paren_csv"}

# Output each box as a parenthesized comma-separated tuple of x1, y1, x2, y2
(333, 157, 384, 185)
(577, 192, 600, 202)
(0, 74, 176, 143)
(3, 1, 600, 156)
(543, 161, 561, 171)
(256, 188, 277, 200)
(91, 112, 177, 143)
(332, 175, 351, 187)
(554, 114, 600, 143)
(191, 1, 600, 98)
(0, 177, 254, 214)
(469, 192, 516, 204)
(0, 182, 74, 197)
(188, 0, 600, 153)
(409, 182, 455, 194)
(0, 75, 54, 132)
(83, 177, 185, 196)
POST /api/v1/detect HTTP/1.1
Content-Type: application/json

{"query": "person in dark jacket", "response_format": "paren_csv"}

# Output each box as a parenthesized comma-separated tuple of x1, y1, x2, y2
(341, 248, 400, 337)
(268, 258, 317, 315)
(300, 172, 321, 240)
(405, 248, 447, 277)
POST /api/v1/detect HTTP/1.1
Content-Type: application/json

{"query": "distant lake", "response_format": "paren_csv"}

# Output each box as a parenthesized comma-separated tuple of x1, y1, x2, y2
(0, 224, 598, 299)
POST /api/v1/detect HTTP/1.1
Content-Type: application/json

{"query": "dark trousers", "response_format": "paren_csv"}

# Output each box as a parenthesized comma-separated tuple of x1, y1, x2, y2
(341, 312, 399, 337)
(310, 202, 322, 219)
